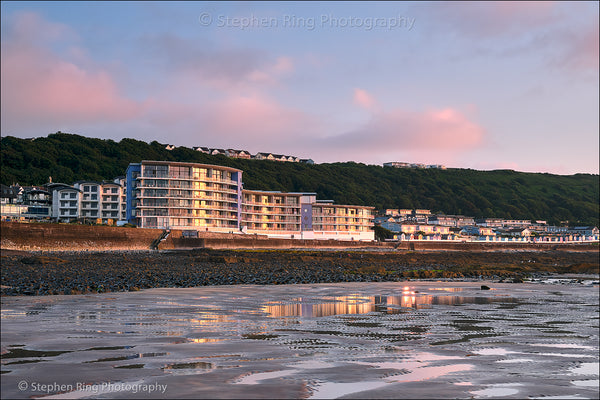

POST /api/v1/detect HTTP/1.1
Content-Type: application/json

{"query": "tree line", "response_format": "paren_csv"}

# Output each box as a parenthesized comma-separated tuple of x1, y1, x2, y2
(1, 132, 598, 226)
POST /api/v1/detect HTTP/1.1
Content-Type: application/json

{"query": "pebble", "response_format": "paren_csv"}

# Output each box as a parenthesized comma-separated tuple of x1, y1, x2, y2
(0, 248, 597, 296)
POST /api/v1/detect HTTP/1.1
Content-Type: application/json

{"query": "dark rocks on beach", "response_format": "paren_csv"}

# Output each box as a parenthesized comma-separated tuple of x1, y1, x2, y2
(1, 248, 598, 296)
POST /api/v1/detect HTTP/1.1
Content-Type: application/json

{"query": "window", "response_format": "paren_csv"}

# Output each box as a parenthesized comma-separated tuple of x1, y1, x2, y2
(84, 185, 90, 192)
(91, 194, 97, 200)
(91, 186, 98, 192)
(70, 193, 76, 199)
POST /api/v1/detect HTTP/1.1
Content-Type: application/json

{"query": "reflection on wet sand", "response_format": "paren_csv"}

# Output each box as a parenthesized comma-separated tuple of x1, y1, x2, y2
(262, 291, 517, 318)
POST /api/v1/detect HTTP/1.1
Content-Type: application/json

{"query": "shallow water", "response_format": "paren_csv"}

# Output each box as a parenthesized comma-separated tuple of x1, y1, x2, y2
(1, 281, 598, 399)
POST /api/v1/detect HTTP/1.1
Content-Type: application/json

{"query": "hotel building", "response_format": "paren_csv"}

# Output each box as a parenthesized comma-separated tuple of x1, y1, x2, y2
(126, 161, 374, 240)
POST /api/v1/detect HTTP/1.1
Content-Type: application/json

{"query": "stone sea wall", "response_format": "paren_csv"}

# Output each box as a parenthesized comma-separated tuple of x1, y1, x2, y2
(1, 222, 596, 252)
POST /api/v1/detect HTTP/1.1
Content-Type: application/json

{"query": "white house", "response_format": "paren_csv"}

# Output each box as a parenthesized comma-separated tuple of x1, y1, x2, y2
(49, 183, 82, 222)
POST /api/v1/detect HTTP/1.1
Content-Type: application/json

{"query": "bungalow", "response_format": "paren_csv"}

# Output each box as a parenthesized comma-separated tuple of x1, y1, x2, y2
(254, 152, 275, 160)
(400, 223, 450, 235)
(210, 148, 227, 156)
(300, 159, 315, 164)
(272, 154, 289, 162)
(475, 218, 504, 228)
(430, 214, 475, 227)
(226, 149, 252, 159)
(193, 146, 210, 153)
(164, 144, 176, 151)
(569, 226, 599, 236)
(460, 225, 496, 236)
(505, 228, 531, 237)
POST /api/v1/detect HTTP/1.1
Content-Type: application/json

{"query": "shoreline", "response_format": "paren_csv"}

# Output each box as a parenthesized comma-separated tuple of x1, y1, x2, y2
(2, 247, 598, 297)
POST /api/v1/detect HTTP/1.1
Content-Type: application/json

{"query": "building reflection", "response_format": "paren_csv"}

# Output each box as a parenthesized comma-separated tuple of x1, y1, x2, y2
(262, 292, 513, 318)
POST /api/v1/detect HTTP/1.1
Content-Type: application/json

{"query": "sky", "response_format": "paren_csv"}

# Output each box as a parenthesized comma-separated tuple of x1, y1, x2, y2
(1, 1, 598, 175)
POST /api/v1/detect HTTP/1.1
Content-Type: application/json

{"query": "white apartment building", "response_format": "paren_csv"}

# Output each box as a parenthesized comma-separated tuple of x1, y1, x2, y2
(48, 183, 81, 222)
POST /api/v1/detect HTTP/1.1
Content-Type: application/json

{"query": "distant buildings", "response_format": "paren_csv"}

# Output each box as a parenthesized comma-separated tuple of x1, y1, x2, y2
(190, 145, 313, 164)
(374, 208, 598, 241)
(383, 162, 446, 169)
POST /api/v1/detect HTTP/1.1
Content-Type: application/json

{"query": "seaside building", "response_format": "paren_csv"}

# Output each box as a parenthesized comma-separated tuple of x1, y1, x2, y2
(48, 183, 82, 222)
(241, 190, 304, 236)
(125, 161, 375, 240)
(126, 161, 242, 232)
(310, 202, 375, 241)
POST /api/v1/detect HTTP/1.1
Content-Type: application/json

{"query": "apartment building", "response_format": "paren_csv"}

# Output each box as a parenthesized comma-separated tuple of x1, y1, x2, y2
(125, 161, 375, 240)
(126, 161, 243, 231)
(74, 181, 124, 224)
(310, 202, 375, 241)
(74, 181, 101, 221)
(48, 183, 81, 222)
(241, 190, 304, 236)
(100, 181, 122, 222)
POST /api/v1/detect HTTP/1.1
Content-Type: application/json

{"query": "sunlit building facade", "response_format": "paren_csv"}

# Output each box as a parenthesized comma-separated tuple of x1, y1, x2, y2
(126, 161, 242, 231)
(241, 190, 303, 236)
(310, 203, 375, 241)
(126, 160, 375, 240)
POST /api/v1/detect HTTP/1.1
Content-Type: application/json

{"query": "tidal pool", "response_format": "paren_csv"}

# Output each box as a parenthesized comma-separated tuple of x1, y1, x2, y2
(1, 281, 598, 399)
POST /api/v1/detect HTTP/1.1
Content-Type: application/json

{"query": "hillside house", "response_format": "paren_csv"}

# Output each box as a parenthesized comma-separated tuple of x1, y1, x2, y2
(460, 225, 496, 236)
(226, 149, 252, 159)
(210, 149, 227, 156)
(254, 152, 275, 161)
(570, 226, 599, 236)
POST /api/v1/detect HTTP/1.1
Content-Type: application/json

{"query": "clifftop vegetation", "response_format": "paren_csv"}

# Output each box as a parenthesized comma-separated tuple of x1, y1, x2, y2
(1, 133, 598, 226)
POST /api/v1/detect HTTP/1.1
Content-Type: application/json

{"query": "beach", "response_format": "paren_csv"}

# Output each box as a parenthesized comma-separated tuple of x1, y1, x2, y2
(1, 280, 598, 399)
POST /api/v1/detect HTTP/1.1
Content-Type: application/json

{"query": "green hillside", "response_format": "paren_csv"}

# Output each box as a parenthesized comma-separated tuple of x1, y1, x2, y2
(1, 133, 598, 226)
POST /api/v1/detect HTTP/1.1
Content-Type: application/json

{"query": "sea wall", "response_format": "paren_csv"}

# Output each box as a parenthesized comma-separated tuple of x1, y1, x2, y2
(0, 221, 162, 251)
(1, 222, 596, 252)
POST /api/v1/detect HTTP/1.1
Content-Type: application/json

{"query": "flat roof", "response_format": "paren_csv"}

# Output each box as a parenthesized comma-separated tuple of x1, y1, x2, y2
(312, 203, 375, 209)
(138, 160, 243, 173)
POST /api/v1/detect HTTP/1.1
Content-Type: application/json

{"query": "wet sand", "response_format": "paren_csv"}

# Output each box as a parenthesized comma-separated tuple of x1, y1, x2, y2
(1, 281, 598, 399)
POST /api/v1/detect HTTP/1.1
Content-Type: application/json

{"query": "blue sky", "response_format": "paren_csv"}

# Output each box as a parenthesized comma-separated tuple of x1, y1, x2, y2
(1, 1, 598, 174)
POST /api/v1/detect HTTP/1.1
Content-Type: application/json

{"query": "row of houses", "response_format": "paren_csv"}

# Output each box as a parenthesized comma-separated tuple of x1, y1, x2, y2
(1, 179, 127, 225)
(376, 209, 599, 238)
(383, 162, 446, 169)
(164, 144, 315, 164)
(1, 161, 374, 241)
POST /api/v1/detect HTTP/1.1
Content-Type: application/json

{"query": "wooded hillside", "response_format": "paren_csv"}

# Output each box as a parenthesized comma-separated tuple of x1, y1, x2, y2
(1, 133, 598, 225)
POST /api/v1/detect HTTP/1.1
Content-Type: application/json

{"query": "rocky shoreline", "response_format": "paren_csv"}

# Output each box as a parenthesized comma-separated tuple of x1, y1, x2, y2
(1, 248, 598, 296)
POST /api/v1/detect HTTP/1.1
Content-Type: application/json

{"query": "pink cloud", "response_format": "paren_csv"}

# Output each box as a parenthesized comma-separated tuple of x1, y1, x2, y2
(353, 88, 376, 110)
(200, 95, 317, 143)
(1, 12, 141, 133)
(272, 57, 294, 74)
(138, 94, 320, 154)
(325, 107, 485, 152)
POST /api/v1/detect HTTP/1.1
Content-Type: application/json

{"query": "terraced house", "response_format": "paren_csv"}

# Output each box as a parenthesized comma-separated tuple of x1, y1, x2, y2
(126, 161, 375, 240)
